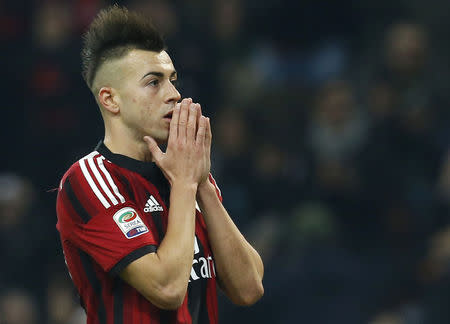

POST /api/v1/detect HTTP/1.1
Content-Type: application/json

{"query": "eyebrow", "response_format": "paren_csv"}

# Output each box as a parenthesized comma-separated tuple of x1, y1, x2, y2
(140, 70, 177, 80)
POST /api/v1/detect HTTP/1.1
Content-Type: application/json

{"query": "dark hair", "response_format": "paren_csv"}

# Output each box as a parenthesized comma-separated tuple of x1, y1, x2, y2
(81, 5, 165, 89)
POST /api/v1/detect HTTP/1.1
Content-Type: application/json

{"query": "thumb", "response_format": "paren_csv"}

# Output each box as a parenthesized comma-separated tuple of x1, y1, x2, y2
(143, 136, 163, 163)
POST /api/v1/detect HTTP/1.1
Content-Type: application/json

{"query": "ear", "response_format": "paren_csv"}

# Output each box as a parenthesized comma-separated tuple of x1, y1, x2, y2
(98, 87, 120, 114)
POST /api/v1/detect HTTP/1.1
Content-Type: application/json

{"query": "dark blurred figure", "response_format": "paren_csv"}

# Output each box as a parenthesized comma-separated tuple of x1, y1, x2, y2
(0, 289, 38, 324)
(420, 225, 450, 324)
(362, 23, 441, 201)
(385, 23, 427, 81)
(361, 22, 443, 246)
(357, 22, 448, 322)
(27, 1, 102, 187)
(46, 269, 86, 324)
(222, 199, 374, 324)
(0, 172, 56, 320)
(308, 80, 368, 193)
(307, 80, 371, 249)
(212, 107, 253, 228)
(0, 174, 37, 286)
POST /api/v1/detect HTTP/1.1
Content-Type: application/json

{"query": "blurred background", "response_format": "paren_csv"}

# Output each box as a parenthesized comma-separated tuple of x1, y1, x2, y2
(1, 0, 450, 323)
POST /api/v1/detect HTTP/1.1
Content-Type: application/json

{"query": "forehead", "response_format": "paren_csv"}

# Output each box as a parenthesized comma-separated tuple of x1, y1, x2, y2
(121, 49, 175, 75)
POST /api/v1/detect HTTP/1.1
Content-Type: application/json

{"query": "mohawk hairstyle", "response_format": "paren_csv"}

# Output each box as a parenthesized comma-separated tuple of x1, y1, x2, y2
(81, 5, 165, 89)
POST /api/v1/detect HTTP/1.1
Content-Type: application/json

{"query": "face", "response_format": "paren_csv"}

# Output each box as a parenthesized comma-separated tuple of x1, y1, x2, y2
(113, 49, 181, 144)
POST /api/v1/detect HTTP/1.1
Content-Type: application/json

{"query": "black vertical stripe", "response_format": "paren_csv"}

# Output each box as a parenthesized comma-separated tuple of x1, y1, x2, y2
(113, 278, 123, 324)
(156, 172, 171, 209)
(79, 250, 107, 324)
(150, 169, 170, 243)
(188, 238, 210, 324)
(65, 178, 91, 223)
(151, 211, 165, 242)
(159, 309, 171, 324)
(117, 173, 133, 199)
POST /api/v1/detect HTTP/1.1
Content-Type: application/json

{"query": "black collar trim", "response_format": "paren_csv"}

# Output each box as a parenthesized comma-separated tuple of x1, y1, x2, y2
(95, 140, 159, 177)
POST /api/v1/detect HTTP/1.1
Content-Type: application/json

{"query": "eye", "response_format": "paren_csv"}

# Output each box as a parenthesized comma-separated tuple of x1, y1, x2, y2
(147, 79, 159, 87)
(170, 79, 179, 87)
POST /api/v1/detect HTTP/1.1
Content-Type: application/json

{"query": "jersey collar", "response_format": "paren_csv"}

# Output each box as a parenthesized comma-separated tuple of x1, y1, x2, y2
(95, 140, 161, 179)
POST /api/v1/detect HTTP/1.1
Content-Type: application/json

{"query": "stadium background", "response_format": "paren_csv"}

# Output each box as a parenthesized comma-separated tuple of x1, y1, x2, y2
(1, 0, 450, 323)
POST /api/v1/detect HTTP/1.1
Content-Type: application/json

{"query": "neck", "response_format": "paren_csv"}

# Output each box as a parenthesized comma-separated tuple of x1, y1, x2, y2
(103, 124, 153, 162)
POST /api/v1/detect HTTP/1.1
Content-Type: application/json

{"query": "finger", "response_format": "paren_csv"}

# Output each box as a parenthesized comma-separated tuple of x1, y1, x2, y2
(143, 136, 164, 163)
(178, 98, 191, 140)
(196, 116, 207, 146)
(169, 103, 180, 141)
(205, 117, 212, 150)
(187, 103, 199, 141)
(196, 104, 202, 132)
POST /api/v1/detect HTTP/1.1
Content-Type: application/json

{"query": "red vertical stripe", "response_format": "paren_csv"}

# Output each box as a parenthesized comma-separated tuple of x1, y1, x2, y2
(206, 280, 218, 324)
(175, 297, 192, 324)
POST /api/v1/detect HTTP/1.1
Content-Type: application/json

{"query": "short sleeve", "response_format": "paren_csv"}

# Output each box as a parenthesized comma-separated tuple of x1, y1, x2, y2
(56, 159, 158, 276)
(70, 205, 157, 275)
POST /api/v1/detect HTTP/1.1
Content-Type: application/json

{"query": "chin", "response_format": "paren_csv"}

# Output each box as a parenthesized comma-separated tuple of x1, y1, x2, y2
(155, 135, 169, 145)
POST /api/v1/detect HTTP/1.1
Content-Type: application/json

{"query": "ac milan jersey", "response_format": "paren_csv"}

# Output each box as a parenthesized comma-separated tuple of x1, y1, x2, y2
(56, 141, 222, 324)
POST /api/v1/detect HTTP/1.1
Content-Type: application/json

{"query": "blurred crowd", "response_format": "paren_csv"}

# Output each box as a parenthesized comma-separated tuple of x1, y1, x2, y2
(1, 0, 449, 323)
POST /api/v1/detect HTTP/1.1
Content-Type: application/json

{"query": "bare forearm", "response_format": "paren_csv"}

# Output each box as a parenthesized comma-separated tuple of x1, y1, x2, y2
(120, 182, 198, 309)
(156, 182, 197, 289)
(197, 181, 264, 305)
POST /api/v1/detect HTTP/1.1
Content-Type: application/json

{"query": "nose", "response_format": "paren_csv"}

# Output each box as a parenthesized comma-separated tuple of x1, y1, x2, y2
(165, 80, 181, 104)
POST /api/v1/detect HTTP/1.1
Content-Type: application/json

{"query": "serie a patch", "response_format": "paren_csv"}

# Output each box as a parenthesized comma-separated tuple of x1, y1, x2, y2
(113, 207, 149, 239)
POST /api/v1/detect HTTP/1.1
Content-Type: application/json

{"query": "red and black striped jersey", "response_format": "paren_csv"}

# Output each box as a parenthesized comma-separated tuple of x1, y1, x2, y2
(56, 141, 221, 324)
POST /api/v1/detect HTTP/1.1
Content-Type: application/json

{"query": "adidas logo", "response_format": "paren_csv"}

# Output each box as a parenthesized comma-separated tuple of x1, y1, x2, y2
(144, 195, 163, 213)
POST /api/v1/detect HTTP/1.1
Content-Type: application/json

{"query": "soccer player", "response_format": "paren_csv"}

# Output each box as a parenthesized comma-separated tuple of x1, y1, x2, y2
(55, 5, 264, 324)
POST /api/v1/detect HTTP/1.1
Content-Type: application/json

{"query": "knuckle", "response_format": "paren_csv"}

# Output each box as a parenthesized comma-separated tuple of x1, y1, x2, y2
(175, 139, 183, 148)
(178, 140, 186, 148)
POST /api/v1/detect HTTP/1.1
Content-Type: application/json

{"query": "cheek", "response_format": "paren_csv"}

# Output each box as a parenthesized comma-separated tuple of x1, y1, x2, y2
(139, 102, 157, 122)
(121, 97, 147, 125)
(128, 95, 149, 114)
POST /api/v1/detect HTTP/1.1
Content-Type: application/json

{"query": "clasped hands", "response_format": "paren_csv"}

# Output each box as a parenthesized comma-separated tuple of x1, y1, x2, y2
(144, 98, 212, 189)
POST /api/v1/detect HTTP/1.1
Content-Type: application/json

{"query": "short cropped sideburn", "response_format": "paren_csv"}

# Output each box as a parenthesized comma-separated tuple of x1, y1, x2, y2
(81, 5, 165, 89)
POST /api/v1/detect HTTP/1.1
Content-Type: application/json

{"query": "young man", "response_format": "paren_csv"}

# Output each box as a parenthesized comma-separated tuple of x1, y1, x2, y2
(56, 5, 264, 324)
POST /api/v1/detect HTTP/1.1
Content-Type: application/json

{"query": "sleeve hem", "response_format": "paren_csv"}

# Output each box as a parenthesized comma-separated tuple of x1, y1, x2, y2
(109, 245, 157, 277)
